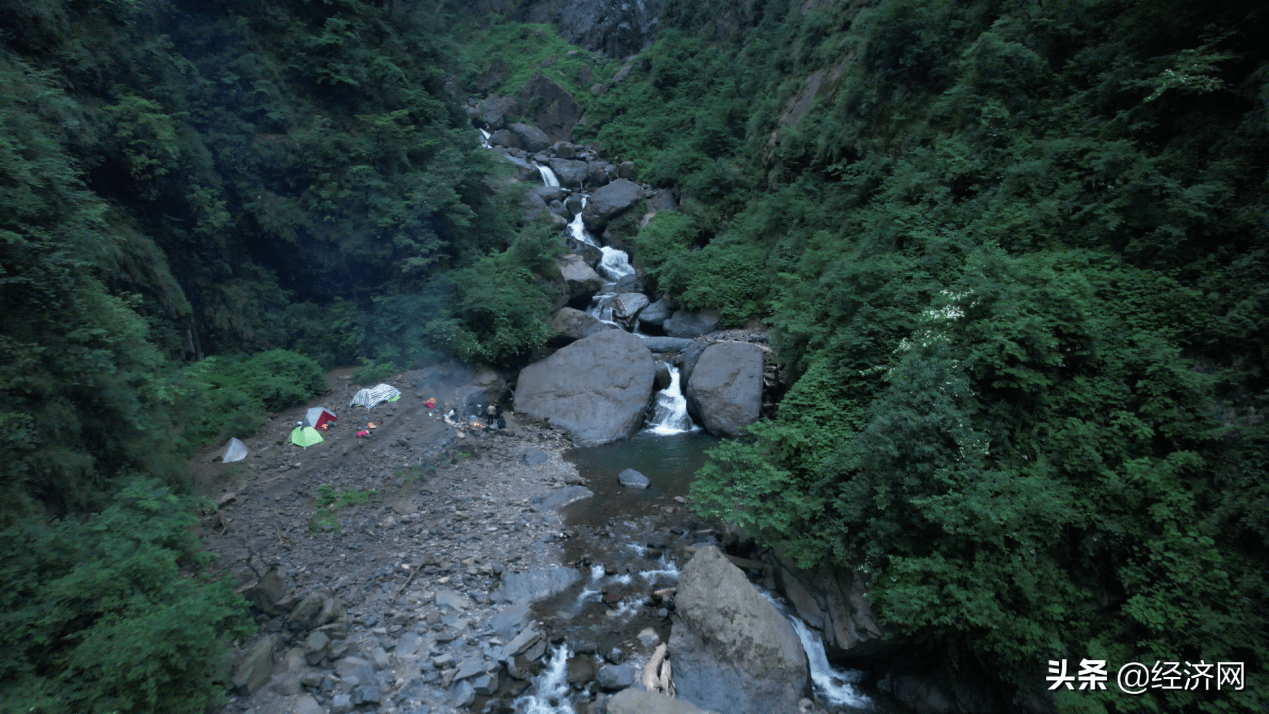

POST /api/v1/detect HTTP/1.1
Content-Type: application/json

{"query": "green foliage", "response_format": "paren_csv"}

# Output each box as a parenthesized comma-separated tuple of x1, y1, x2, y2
(0, 478, 253, 714)
(181, 349, 326, 443)
(311, 484, 378, 533)
(352, 359, 399, 385)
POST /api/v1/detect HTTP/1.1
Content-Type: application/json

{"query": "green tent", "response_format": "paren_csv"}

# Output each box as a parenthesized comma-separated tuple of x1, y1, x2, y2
(290, 425, 324, 448)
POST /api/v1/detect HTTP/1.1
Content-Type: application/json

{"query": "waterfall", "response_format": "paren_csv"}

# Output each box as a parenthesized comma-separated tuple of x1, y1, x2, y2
(479, 128, 491, 148)
(569, 198, 595, 246)
(513, 644, 576, 714)
(535, 163, 560, 187)
(598, 246, 635, 281)
(646, 365, 696, 435)
(761, 591, 873, 712)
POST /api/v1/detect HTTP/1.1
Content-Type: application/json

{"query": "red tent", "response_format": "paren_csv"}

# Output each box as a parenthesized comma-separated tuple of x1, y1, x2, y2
(303, 406, 337, 429)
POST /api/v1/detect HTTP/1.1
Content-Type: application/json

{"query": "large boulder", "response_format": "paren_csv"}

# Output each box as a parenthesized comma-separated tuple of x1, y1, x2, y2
(663, 308, 720, 338)
(521, 189, 564, 224)
(488, 128, 521, 149)
(518, 73, 584, 142)
(479, 96, 518, 130)
(232, 634, 280, 695)
(765, 549, 886, 659)
(565, 236, 603, 268)
(586, 161, 614, 188)
(515, 330, 657, 446)
(648, 189, 680, 212)
(509, 122, 552, 152)
(549, 158, 590, 188)
(669, 547, 808, 714)
(582, 179, 645, 233)
(678, 340, 708, 385)
(557, 254, 603, 302)
(551, 307, 613, 345)
(685, 342, 764, 437)
(639, 297, 674, 327)
(612, 293, 650, 324)
(550, 0, 664, 59)
(607, 688, 719, 714)
(491, 148, 538, 180)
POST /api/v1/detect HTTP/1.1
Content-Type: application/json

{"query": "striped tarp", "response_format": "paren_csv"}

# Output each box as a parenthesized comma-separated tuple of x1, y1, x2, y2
(349, 383, 401, 409)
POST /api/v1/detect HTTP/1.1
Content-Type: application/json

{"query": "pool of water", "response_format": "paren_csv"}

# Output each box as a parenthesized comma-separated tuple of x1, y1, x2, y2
(561, 431, 718, 528)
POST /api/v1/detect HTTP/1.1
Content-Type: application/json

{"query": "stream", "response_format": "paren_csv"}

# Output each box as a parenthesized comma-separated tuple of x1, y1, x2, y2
(487, 134, 880, 714)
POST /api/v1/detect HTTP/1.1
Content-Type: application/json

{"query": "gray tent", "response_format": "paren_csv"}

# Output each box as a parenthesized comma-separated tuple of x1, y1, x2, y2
(222, 437, 248, 463)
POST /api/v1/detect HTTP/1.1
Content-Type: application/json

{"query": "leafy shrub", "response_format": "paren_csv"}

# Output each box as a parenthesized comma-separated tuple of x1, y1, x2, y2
(0, 478, 253, 714)
(181, 349, 326, 443)
(351, 359, 399, 385)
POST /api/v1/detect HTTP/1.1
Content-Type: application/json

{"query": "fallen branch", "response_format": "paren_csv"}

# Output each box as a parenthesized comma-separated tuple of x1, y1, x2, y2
(393, 564, 421, 602)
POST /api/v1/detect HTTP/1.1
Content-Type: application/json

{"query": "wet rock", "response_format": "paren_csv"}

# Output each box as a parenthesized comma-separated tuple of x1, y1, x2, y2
(766, 549, 885, 658)
(495, 567, 582, 604)
(567, 655, 598, 685)
(558, 254, 604, 302)
(614, 273, 646, 294)
(679, 340, 708, 385)
(597, 663, 637, 690)
(582, 179, 645, 233)
(515, 330, 656, 446)
(536, 485, 594, 511)
(636, 628, 660, 649)
(618, 469, 650, 490)
(504, 625, 542, 656)
(232, 634, 279, 694)
(565, 236, 604, 267)
(654, 362, 672, 390)
(641, 337, 694, 354)
(685, 342, 764, 438)
(551, 307, 612, 345)
(608, 688, 719, 714)
(663, 308, 721, 339)
(613, 293, 650, 324)
(508, 122, 551, 152)
(535, 185, 567, 203)
(638, 298, 674, 328)
(523, 189, 566, 225)
(490, 604, 532, 640)
(550, 157, 590, 188)
(488, 128, 521, 149)
(669, 546, 808, 714)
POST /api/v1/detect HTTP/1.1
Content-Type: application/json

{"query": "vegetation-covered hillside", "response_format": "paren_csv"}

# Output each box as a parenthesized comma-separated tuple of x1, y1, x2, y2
(564, 0, 1268, 710)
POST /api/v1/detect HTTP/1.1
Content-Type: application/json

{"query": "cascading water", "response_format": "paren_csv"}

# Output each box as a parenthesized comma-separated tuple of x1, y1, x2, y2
(479, 128, 491, 147)
(762, 591, 874, 712)
(646, 365, 696, 434)
(513, 644, 576, 714)
(535, 163, 560, 187)
(598, 247, 635, 281)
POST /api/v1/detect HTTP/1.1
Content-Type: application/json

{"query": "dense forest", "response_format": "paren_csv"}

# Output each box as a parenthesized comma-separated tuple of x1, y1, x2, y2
(1, 0, 1266, 712)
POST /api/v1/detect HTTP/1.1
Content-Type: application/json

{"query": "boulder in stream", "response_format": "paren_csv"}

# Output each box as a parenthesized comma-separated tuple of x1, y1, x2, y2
(582, 179, 645, 233)
(550, 158, 590, 188)
(617, 468, 650, 489)
(508, 122, 551, 152)
(685, 342, 764, 437)
(669, 546, 808, 714)
(663, 308, 720, 339)
(479, 96, 518, 130)
(514, 330, 656, 446)
(557, 254, 603, 302)
(551, 307, 612, 345)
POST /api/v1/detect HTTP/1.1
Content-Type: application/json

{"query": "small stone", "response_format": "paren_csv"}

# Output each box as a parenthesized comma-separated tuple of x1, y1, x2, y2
(351, 684, 381, 705)
(636, 628, 659, 648)
(451, 680, 475, 707)
(330, 693, 353, 714)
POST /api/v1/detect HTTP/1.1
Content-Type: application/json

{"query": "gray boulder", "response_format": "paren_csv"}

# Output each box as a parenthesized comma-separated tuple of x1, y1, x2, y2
(663, 308, 721, 338)
(640, 337, 694, 353)
(551, 307, 612, 344)
(669, 546, 808, 714)
(522, 189, 565, 225)
(550, 158, 590, 188)
(479, 96, 518, 130)
(553, 141, 579, 159)
(582, 179, 645, 233)
(617, 468, 650, 489)
(491, 148, 538, 180)
(517, 73, 583, 142)
(232, 634, 279, 694)
(608, 688, 720, 714)
(613, 293, 650, 323)
(586, 161, 614, 187)
(535, 485, 594, 511)
(488, 128, 521, 149)
(766, 549, 885, 658)
(515, 330, 656, 446)
(648, 190, 680, 212)
(557, 254, 603, 302)
(597, 663, 637, 690)
(534, 185, 566, 203)
(508, 122, 551, 152)
(638, 298, 674, 327)
(565, 236, 603, 267)
(685, 342, 764, 437)
(614, 273, 646, 294)
(618, 161, 638, 180)
(654, 362, 672, 390)
(495, 567, 582, 604)
(679, 340, 708, 385)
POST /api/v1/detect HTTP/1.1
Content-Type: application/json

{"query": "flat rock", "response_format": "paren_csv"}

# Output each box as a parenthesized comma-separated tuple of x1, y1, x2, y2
(435, 589, 471, 611)
(495, 567, 582, 604)
(618, 468, 650, 489)
(489, 604, 532, 640)
(608, 688, 719, 714)
(640, 337, 694, 353)
(515, 330, 656, 447)
(598, 663, 637, 690)
(535, 485, 594, 511)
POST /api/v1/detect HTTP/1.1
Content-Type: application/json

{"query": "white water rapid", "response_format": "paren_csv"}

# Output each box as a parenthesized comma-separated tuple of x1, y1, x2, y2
(762, 591, 873, 711)
(597, 246, 635, 281)
(646, 365, 696, 434)
(513, 644, 575, 714)
(479, 128, 491, 148)
(535, 163, 560, 187)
